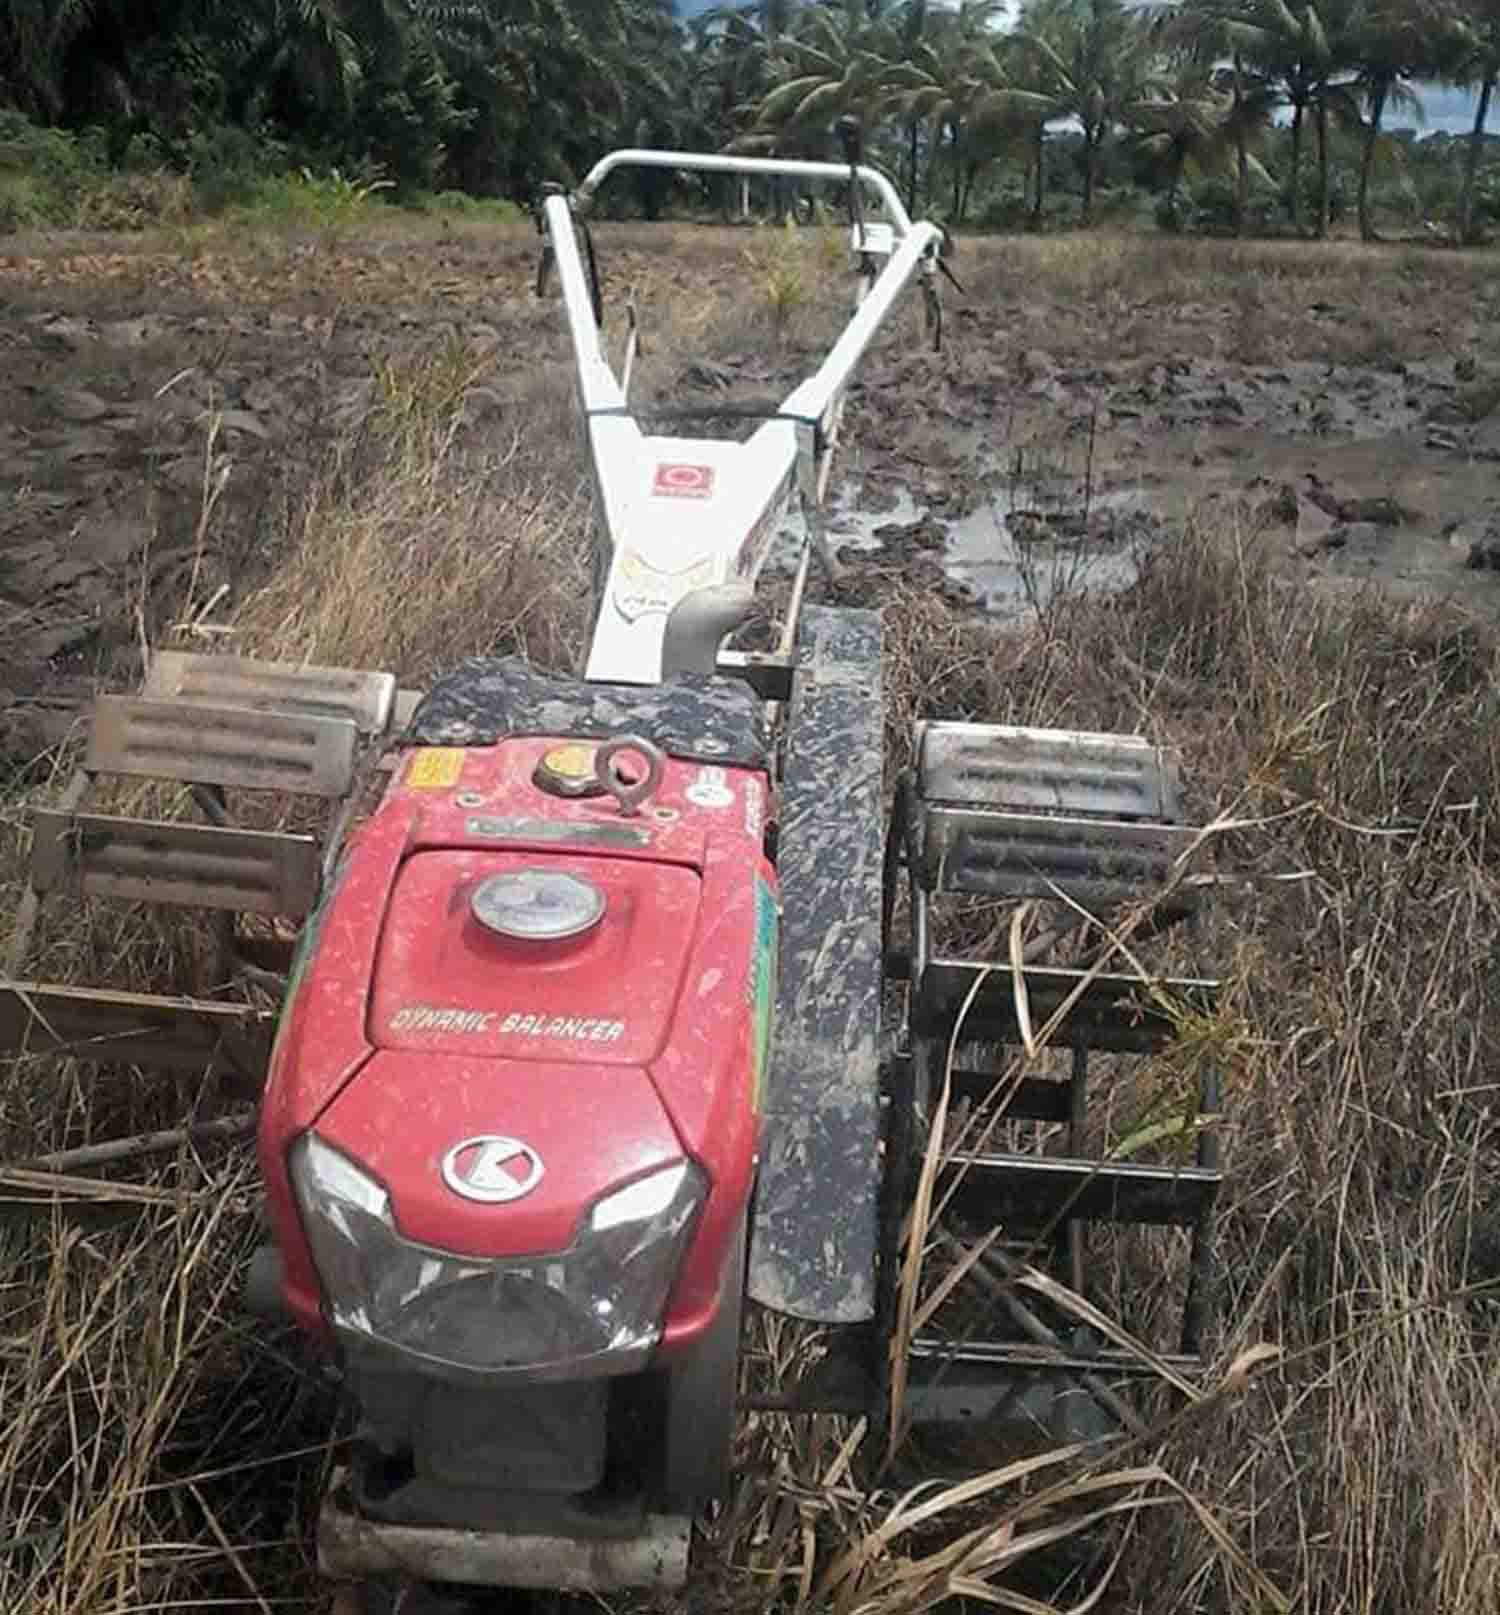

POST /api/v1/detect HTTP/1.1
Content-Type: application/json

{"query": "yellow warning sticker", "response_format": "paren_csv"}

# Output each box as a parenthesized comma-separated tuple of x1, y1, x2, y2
(407, 747, 465, 789)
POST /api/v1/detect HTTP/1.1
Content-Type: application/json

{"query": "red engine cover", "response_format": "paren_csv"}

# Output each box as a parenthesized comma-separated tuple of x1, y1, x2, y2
(258, 736, 777, 1359)
(316, 1052, 688, 1259)
(368, 849, 700, 1069)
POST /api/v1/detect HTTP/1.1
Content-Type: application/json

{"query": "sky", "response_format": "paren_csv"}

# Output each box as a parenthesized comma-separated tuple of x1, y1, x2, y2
(673, 0, 1486, 135)
(1405, 84, 1483, 135)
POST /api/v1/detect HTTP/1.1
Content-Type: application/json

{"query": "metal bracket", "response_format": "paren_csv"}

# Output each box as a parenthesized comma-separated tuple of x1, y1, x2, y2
(31, 811, 320, 916)
(88, 697, 359, 798)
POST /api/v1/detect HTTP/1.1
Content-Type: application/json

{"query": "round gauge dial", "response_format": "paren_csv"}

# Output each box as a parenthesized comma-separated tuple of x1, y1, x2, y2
(470, 869, 606, 941)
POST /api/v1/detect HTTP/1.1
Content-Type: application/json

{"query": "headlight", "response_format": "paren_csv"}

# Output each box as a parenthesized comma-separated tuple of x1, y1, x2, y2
(289, 1134, 706, 1381)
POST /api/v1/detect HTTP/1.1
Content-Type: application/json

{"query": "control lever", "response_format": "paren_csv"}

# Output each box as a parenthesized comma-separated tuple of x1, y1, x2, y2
(534, 181, 564, 298)
(922, 238, 965, 353)
(534, 181, 603, 325)
(836, 115, 866, 247)
(836, 114, 875, 303)
(922, 277, 942, 353)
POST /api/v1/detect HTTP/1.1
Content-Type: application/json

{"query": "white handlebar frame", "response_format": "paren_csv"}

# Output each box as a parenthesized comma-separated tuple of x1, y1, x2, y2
(540, 148, 944, 688)
(575, 148, 916, 237)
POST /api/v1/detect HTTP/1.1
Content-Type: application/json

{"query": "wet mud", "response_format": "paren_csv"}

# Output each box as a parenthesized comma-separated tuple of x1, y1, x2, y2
(2, 227, 1498, 773)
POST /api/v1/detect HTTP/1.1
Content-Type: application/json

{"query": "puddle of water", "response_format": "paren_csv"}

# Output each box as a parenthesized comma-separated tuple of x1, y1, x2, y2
(825, 475, 1155, 614)
(825, 483, 925, 548)
(945, 491, 1147, 612)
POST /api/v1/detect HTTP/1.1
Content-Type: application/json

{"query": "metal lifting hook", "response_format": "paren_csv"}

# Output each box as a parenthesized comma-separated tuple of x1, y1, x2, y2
(594, 734, 665, 816)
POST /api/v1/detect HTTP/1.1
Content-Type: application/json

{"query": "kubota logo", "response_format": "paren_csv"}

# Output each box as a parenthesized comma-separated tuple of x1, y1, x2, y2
(651, 461, 715, 499)
(441, 1136, 545, 1204)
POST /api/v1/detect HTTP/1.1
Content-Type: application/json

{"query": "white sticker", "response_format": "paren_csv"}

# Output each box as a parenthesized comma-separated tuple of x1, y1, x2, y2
(614, 549, 714, 623)
(743, 780, 765, 841)
(686, 765, 734, 809)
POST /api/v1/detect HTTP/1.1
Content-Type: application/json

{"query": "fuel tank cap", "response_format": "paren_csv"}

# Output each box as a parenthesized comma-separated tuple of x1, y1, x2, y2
(470, 869, 606, 941)
(534, 743, 605, 799)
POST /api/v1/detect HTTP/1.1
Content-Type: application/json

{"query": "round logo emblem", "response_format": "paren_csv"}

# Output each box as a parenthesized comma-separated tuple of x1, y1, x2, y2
(441, 1136, 545, 1204)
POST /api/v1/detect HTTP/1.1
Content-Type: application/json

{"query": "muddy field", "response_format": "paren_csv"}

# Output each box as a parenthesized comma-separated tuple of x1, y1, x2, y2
(2, 215, 1500, 1615)
(1, 221, 1498, 774)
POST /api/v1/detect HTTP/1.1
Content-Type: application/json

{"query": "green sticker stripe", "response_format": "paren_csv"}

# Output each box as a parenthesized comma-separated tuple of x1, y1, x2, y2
(751, 877, 778, 1108)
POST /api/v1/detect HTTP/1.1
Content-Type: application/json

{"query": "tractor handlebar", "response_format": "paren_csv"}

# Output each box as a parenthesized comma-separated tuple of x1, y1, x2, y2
(573, 148, 916, 238)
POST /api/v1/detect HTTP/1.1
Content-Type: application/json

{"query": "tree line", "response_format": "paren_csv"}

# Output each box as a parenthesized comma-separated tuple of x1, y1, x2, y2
(1, 0, 1496, 241)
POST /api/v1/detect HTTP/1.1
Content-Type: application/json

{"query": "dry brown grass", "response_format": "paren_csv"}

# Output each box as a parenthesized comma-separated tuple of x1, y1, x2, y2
(874, 515, 1500, 1614)
(939, 230, 1499, 370)
(0, 1168, 340, 1613)
(1, 220, 1499, 1614)
(229, 335, 592, 679)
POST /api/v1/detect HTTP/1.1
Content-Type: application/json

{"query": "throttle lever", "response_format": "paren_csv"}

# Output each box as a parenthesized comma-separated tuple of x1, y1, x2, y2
(533, 181, 565, 299)
(836, 114, 871, 278)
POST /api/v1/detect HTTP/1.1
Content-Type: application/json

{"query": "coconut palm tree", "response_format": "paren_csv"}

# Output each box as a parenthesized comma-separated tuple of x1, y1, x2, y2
(1204, 0, 1362, 235)
(449, 0, 677, 194)
(709, 0, 827, 213)
(749, 7, 897, 143)
(701, 0, 806, 131)
(1163, 0, 1281, 233)
(1343, 0, 1429, 239)
(1311, 66, 1364, 238)
(0, 0, 93, 120)
(1011, 0, 1159, 224)
(1449, 0, 1500, 241)
(1128, 67, 1277, 220)
(881, 0, 1023, 220)
(690, 4, 772, 158)
(887, 0, 938, 213)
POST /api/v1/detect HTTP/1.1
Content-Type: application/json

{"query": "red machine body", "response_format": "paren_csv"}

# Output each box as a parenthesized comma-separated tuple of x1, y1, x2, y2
(258, 734, 776, 1363)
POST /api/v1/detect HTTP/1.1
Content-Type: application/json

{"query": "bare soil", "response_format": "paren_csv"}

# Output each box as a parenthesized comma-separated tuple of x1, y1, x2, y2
(1, 220, 1497, 757)
(0, 223, 564, 766)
